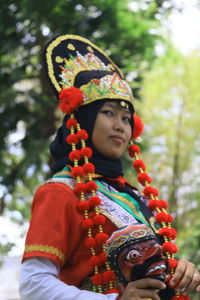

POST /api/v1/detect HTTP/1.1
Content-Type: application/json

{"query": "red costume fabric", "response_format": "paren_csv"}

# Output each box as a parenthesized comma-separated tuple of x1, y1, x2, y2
(23, 181, 116, 286)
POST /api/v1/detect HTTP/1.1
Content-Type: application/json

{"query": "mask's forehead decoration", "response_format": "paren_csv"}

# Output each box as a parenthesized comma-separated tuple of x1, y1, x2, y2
(43, 34, 134, 111)
(105, 224, 167, 286)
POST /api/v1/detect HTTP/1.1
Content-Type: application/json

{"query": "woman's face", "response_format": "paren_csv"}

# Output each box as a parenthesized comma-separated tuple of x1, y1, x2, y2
(92, 101, 132, 159)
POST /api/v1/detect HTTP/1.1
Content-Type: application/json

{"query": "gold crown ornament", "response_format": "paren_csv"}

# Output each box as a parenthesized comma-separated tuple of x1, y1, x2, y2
(43, 34, 134, 114)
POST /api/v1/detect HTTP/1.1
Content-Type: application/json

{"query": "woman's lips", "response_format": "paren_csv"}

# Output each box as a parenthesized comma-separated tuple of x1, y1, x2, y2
(110, 136, 124, 143)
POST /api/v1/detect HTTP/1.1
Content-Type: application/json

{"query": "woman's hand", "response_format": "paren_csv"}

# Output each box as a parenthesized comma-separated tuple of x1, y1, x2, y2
(118, 278, 166, 300)
(169, 258, 200, 295)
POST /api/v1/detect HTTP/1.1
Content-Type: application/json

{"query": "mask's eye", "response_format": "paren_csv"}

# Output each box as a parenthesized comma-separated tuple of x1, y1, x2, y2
(126, 250, 142, 261)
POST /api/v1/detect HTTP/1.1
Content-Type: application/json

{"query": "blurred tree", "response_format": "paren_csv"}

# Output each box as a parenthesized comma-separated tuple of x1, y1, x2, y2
(137, 47, 200, 231)
(0, 0, 174, 220)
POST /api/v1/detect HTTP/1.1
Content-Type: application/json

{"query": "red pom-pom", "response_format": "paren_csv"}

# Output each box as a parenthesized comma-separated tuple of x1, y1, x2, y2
(86, 181, 98, 192)
(162, 242, 178, 254)
(95, 233, 109, 244)
(132, 113, 144, 139)
(85, 237, 96, 248)
(66, 118, 78, 129)
(159, 227, 177, 239)
(155, 212, 168, 223)
(133, 159, 146, 173)
(89, 255, 101, 267)
(88, 196, 101, 207)
(158, 200, 168, 209)
(71, 166, 84, 178)
(103, 270, 116, 282)
(137, 172, 152, 186)
(91, 273, 103, 285)
(171, 296, 189, 300)
(143, 186, 159, 198)
(128, 144, 140, 157)
(81, 218, 93, 230)
(80, 147, 93, 158)
(159, 227, 170, 237)
(76, 200, 90, 212)
(83, 163, 95, 175)
(93, 215, 106, 225)
(99, 252, 107, 263)
(77, 129, 88, 141)
(59, 87, 84, 114)
(168, 258, 178, 270)
(148, 199, 159, 210)
(104, 289, 120, 294)
(167, 213, 174, 223)
(74, 182, 87, 195)
(69, 150, 81, 161)
(66, 134, 79, 145)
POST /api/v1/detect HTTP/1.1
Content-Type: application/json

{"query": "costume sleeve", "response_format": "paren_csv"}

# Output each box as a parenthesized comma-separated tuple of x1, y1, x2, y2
(22, 182, 82, 266)
(19, 257, 119, 300)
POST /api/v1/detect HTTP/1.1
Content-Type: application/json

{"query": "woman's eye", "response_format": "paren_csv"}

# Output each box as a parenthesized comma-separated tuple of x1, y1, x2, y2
(123, 116, 131, 123)
(101, 110, 113, 116)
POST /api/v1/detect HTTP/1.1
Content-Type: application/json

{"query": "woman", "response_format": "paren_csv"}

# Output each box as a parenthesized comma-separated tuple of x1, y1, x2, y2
(20, 35, 200, 300)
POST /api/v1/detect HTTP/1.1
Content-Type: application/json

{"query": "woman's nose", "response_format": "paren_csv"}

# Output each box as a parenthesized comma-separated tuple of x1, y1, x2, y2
(113, 116, 124, 132)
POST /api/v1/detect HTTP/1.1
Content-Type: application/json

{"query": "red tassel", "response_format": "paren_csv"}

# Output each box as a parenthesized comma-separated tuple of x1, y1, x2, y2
(66, 134, 79, 145)
(77, 129, 88, 141)
(86, 181, 98, 192)
(168, 258, 178, 270)
(99, 252, 107, 263)
(159, 227, 171, 237)
(88, 196, 101, 207)
(155, 212, 168, 223)
(85, 237, 96, 248)
(80, 147, 93, 158)
(93, 215, 106, 225)
(158, 199, 168, 209)
(91, 273, 103, 285)
(95, 233, 109, 244)
(81, 218, 93, 230)
(71, 166, 84, 178)
(148, 199, 159, 210)
(59, 87, 84, 114)
(143, 186, 159, 198)
(171, 296, 189, 300)
(103, 270, 116, 282)
(89, 255, 101, 267)
(128, 144, 140, 157)
(167, 213, 174, 223)
(69, 150, 81, 161)
(83, 163, 95, 174)
(169, 228, 177, 239)
(133, 159, 146, 172)
(66, 118, 78, 129)
(132, 113, 144, 139)
(104, 288, 120, 294)
(74, 182, 87, 195)
(162, 242, 178, 254)
(76, 200, 90, 212)
(137, 172, 152, 186)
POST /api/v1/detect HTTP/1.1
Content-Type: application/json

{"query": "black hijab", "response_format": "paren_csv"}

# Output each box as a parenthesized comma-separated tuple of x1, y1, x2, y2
(50, 99, 134, 178)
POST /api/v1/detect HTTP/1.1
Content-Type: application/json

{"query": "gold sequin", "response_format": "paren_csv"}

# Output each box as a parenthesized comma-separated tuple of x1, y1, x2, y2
(67, 43, 75, 50)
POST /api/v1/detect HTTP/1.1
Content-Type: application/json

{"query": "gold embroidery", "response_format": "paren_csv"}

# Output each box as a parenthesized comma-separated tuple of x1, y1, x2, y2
(25, 244, 65, 263)
(45, 34, 126, 98)
(97, 184, 147, 224)
(99, 208, 124, 228)
(67, 43, 75, 50)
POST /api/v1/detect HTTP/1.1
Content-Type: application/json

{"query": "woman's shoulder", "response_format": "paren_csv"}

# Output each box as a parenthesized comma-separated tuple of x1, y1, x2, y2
(32, 178, 78, 209)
